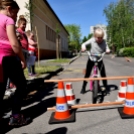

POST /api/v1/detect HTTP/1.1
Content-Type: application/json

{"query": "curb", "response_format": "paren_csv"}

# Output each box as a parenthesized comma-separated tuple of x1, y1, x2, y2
(69, 55, 79, 64)
(4, 67, 64, 100)
(4, 56, 79, 100)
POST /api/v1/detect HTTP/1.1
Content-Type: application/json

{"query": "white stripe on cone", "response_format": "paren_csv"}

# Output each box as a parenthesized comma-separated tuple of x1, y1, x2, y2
(65, 83, 76, 105)
(116, 81, 127, 102)
(67, 100, 76, 105)
(65, 90, 74, 96)
(127, 85, 134, 93)
(57, 90, 66, 97)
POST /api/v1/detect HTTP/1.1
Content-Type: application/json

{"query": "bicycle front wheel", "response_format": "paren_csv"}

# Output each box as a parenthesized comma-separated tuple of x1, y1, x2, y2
(92, 80, 99, 104)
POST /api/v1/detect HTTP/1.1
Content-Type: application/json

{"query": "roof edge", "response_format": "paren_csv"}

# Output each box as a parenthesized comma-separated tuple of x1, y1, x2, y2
(44, 0, 69, 35)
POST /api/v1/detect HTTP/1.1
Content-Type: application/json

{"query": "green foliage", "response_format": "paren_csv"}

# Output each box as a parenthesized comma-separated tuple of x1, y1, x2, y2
(123, 47, 134, 57)
(64, 24, 81, 51)
(24, 1, 36, 24)
(47, 58, 70, 63)
(81, 34, 93, 43)
(87, 33, 93, 39)
(24, 65, 59, 78)
(82, 36, 87, 43)
(55, 23, 60, 35)
(104, 0, 134, 52)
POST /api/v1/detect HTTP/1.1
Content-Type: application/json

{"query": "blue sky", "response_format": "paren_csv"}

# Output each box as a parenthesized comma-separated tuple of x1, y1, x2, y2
(47, 0, 117, 38)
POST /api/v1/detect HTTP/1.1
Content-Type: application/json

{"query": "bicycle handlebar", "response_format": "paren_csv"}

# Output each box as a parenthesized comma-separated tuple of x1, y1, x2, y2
(86, 51, 105, 62)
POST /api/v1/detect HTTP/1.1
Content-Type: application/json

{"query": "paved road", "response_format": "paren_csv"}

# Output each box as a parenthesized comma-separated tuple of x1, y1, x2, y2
(3, 55, 134, 134)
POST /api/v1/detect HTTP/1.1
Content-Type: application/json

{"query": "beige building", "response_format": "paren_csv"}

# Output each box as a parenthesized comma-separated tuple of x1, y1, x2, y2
(15, 0, 69, 59)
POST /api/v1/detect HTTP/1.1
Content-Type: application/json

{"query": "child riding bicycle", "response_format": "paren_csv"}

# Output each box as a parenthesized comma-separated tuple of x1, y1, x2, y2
(80, 27, 110, 94)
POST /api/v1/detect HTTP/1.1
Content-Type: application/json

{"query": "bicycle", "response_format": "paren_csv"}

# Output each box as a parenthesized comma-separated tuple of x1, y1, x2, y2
(87, 51, 106, 104)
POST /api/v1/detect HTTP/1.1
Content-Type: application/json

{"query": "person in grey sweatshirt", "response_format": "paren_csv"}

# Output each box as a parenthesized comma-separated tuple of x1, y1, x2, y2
(80, 27, 110, 94)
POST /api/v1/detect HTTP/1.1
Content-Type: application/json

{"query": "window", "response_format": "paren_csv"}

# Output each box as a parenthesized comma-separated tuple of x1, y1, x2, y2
(46, 25, 56, 43)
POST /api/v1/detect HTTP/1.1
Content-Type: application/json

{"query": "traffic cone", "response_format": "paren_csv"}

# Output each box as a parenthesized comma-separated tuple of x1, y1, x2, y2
(49, 81, 75, 124)
(65, 83, 76, 106)
(116, 80, 127, 102)
(118, 77, 134, 119)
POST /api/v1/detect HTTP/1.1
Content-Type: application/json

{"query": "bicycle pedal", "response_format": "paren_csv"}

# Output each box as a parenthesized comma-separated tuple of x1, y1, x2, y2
(97, 92, 102, 95)
(101, 87, 106, 91)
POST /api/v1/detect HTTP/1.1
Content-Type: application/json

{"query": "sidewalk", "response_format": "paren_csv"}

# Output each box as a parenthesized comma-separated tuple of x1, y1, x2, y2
(4, 55, 79, 100)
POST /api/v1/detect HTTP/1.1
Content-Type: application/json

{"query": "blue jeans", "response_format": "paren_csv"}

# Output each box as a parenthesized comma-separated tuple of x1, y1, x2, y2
(27, 65, 35, 74)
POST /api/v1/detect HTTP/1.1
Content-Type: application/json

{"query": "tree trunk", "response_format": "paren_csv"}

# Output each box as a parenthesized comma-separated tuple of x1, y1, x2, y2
(35, 26, 40, 67)
(59, 40, 61, 59)
(56, 37, 59, 59)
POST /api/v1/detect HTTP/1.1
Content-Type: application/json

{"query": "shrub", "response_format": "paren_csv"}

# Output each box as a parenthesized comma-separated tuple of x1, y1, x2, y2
(123, 47, 134, 57)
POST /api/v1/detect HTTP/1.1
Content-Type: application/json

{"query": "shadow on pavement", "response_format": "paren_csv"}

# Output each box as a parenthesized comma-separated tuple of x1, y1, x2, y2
(46, 127, 68, 134)
(22, 97, 56, 118)
(22, 81, 57, 107)
(1, 97, 57, 134)
(1, 68, 63, 133)
(107, 84, 118, 91)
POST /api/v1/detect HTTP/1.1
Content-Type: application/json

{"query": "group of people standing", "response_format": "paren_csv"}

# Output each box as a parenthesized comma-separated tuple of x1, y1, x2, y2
(6, 13, 38, 89)
(0, 0, 37, 126)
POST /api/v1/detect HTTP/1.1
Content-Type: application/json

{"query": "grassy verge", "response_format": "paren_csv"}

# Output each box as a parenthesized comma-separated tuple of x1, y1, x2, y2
(47, 58, 70, 63)
(24, 65, 60, 78)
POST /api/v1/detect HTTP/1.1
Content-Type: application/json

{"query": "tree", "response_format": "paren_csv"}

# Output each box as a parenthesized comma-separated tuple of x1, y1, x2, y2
(55, 24, 61, 59)
(104, 0, 134, 52)
(64, 24, 81, 52)
(81, 33, 93, 43)
(87, 33, 93, 39)
(24, 0, 35, 29)
(82, 36, 87, 43)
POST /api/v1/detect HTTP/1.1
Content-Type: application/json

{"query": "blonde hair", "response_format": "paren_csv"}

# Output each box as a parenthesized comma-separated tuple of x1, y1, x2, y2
(0, 0, 19, 10)
(94, 28, 104, 37)
(17, 15, 27, 26)
(26, 30, 32, 37)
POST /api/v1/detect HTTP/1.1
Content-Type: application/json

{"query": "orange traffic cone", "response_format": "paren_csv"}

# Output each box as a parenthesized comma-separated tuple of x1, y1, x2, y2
(116, 80, 127, 102)
(49, 81, 75, 124)
(65, 83, 76, 106)
(118, 77, 134, 119)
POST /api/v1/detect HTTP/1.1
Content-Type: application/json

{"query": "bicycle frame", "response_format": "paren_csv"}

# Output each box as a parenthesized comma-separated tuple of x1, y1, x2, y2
(89, 63, 99, 91)
(86, 51, 105, 91)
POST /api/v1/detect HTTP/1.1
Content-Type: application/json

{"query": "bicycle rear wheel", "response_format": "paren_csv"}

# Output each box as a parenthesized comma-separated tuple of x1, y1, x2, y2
(92, 79, 99, 104)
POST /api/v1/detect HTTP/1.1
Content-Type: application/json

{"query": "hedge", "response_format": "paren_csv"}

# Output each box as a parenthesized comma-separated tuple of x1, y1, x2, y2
(123, 47, 134, 57)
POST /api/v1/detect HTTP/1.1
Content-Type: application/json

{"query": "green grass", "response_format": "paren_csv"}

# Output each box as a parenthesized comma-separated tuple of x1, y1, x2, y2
(48, 58, 70, 63)
(24, 65, 60, 78)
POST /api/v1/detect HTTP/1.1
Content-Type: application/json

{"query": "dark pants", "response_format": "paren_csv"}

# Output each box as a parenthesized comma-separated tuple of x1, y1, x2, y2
(0, 56, 27, 116)
(82, 58, 107, 89)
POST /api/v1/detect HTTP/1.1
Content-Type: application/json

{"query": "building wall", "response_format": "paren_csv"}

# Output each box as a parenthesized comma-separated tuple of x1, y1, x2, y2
(15, 0, 69, 59)
(15, 0, 31, 30)
(32, 0, 69, 59)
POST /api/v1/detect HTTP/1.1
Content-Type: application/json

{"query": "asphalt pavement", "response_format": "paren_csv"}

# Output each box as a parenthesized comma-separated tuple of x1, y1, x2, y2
(2, 54, 134, 134)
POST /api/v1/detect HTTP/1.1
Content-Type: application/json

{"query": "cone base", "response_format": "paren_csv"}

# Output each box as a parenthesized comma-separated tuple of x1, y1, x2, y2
(118, 107, 134, 119)
(49, 110, 75, 124)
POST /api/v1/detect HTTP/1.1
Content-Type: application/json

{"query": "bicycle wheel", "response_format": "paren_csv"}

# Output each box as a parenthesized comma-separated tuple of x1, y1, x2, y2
(92, 79, 99, 104)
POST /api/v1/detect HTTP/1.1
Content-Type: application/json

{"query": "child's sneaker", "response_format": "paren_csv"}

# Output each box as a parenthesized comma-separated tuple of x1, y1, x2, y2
(31, 73, 37, 76)
(28, 73, 32, 76)
(9, 114, 31, 126)
(5, 90, 12, 96)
